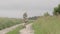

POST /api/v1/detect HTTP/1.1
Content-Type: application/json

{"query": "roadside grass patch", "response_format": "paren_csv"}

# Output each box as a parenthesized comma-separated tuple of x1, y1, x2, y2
(33, 16, 60, 34)
(7, 25, 24, 34)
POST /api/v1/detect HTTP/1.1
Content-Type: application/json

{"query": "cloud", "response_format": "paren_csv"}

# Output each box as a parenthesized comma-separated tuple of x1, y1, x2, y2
(0, 0, 59, 10)
(0, 0, 59, 18)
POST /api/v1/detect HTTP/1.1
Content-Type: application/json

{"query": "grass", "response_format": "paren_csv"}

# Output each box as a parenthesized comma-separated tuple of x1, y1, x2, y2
(33, 16, 60, 34)
(0, 17, 22, 30)
(7, 25, 24, 34)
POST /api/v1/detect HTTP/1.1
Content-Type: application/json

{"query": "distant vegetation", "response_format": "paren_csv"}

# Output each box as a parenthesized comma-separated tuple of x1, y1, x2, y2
(53, 4, 60, 15)
(0, 17, 22, 30)
(28, 16, 40, 20)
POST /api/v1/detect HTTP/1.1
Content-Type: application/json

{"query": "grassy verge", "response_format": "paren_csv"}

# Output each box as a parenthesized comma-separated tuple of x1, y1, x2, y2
(33, 16, 60, 34)
(7, 25, 24, 34)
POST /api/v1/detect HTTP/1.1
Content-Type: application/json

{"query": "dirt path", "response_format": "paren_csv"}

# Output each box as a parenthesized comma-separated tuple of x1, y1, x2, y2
(20, 23, 34, 34)
(0, 23, 24, 34)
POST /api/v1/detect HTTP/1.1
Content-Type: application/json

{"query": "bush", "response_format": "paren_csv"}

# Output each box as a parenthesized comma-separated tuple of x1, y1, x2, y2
(44, 12, 50, 16)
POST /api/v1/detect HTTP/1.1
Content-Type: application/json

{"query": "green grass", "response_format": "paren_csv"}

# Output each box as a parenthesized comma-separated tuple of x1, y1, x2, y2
(0, 18, 22, 30)
(7, 25, 24, 34)
(33, 16, 60, 34)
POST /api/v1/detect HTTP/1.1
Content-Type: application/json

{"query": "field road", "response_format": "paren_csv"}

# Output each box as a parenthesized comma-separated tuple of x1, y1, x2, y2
(0, 23, 24, 34)
(20, 23, 34, 34)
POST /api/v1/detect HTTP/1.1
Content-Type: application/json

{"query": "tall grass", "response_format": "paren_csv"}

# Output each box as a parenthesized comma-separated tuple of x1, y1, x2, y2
(33, 16, 60, 34)
(0, 18, 22, 30)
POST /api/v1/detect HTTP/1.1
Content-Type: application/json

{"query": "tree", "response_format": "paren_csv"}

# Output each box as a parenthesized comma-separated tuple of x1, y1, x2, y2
(53, 4, 60, 15)
(23, 12, 27, 18)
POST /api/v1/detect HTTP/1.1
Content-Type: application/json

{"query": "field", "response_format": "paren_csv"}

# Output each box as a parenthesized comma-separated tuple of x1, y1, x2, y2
(6, 20, 34, 34)
(33, 16, 60, 34)
(0, 17, 22, 30)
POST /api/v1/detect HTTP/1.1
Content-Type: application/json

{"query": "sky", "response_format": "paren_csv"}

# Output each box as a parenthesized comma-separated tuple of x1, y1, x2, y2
(0, 0, 59, 18)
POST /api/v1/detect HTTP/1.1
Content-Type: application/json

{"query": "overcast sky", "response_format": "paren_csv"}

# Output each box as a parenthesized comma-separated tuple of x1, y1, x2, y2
(0, 0, 59, 18)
